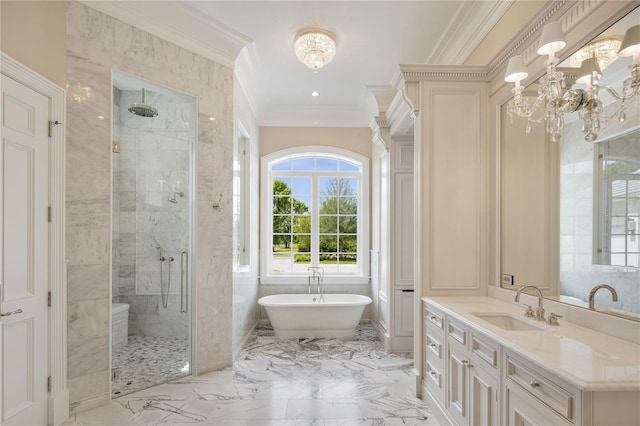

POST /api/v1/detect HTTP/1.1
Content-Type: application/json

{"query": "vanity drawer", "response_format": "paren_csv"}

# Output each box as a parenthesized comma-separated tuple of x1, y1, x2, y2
(447, 316, 468, 347)
(424, 304, 444, 331)
(425, 331, 444, 362)
(506, 355, 576, 422)
(470, 331, 499, 370)
(424, 359, 445, 405)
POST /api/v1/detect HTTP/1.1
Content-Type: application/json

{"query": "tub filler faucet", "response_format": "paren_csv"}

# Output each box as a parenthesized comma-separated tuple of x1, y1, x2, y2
(307, 267, 324, 301)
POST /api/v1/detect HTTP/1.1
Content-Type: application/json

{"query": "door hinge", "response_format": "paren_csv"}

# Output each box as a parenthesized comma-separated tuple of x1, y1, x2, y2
(48, 120, 62, 138)
(47, 206, 52, 222)
(47, 376, 52, 392)
(47, 291, 52, 307)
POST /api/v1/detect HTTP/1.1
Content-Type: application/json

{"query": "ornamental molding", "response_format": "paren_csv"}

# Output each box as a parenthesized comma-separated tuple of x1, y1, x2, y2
(397, 65, 490, 83)
(370, 116, 390, 151)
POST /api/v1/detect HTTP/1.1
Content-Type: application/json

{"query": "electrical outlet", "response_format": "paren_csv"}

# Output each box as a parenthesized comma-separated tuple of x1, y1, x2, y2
(502, 274, 514, 286)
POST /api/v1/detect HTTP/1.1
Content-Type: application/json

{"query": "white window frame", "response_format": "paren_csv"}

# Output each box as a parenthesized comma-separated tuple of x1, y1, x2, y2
(260, 146, 369, 285)
(233, 124, 251, 272)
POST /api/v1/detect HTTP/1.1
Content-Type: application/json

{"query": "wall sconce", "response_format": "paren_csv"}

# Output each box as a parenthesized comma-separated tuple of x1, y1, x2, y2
(505, 23, 640, 142)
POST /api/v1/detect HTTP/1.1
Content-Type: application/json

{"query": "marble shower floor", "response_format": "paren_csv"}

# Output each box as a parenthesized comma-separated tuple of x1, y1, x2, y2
(112, 336, 191, 397)
(64, 325, 439, 425)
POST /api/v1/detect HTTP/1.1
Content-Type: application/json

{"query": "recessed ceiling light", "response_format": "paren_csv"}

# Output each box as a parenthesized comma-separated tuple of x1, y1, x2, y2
(97, 115, 105, 120)
(312, 91, 319, 97)
(209, 117, 216, 121)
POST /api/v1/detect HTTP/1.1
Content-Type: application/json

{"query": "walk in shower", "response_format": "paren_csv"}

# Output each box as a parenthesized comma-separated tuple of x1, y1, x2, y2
(111, 72, 194, 397)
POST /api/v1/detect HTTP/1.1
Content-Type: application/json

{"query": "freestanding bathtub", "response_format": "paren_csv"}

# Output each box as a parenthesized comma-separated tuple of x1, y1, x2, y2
(258, 293, 372, 338)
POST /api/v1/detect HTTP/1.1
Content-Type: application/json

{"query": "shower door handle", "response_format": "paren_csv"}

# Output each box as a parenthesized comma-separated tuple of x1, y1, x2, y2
(181, 250, 188, 314)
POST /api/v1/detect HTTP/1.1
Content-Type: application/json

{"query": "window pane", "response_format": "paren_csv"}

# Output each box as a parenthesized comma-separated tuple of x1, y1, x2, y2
(273, 196, 292, 214)
(611, 197, 626, 215)
(293, 232, 311, 253)
(339, 161, 359, 172)
(319, 196, 337, 214)
(338, 254, 358, 273)
(292, 177, 311, 196)
(271, 160, 291, 171)
(273, 233, 292, 250)
(339, 215, 357, 233)
(292, 157, 315, 171)
(317, 158, 338, 171)
(320, 235, 337, 253)
(319, 215, 338, 233)
(611, 235, 626, 252)
(293, 197, 311, 214)
(319, 254, 338, 273)
(339, 235, 357, 252)
(339, 197, 358, 214)
(340, 178, 358, 196)
(273, 215, 291, 233)
(628, 253, 639, 267)
(611, 217, 627, 234)
(628, 235, 639, 252)
(611, 253, 626, 266)
(629, 198, 640, 215)
(319, 177, 336, 195)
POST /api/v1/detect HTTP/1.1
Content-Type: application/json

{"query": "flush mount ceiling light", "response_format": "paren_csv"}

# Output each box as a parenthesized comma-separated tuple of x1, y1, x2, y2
(294, 29, 336, 71)
(570, 36, 622, 71)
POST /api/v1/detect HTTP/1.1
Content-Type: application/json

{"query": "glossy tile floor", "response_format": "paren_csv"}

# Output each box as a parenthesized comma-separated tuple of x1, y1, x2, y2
(64, 325, 439, 425)
(112, 336, 190, 397)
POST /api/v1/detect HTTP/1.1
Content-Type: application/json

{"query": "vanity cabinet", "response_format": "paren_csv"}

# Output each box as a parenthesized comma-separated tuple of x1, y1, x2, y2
(423, 302, 499, 426)
(421, 299, 640, 426)
(445, 317, 499, 426)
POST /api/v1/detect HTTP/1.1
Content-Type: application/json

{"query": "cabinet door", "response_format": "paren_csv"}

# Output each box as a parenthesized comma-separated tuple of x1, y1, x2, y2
(447, 343, 468, 425)
(469, 363, 499, 426)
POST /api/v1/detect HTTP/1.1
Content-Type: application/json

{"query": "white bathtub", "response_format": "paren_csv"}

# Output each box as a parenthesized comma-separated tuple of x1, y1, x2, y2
(258, 294, 372, 338)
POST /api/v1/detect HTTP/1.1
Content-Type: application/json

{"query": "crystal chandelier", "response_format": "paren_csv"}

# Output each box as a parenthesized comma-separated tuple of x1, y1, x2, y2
(505, 23, 640, 142)
(294, 29, 336, 72)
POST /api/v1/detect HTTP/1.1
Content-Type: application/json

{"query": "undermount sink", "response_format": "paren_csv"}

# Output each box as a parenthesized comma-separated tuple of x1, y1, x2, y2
(471, 312, 543, 331)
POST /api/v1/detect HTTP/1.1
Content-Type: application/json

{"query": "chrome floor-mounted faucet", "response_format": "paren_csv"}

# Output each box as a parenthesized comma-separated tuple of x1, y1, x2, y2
(307, 267, 324, 300)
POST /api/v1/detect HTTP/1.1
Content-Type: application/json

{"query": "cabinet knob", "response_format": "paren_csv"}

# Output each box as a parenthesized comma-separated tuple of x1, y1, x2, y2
(430, 315, 437, 321)
(429, 343, 438, 349)
(529, 381, 540, 388)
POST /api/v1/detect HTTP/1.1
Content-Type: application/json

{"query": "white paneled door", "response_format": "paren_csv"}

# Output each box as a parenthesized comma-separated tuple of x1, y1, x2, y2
(1, 74, 49, 425)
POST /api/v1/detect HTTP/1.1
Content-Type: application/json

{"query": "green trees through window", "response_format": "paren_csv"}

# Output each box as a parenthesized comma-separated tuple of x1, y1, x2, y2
(271, 176, 358, 272)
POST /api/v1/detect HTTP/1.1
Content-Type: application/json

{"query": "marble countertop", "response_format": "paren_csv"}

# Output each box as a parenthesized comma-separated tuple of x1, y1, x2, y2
(422, 296, 640, 391)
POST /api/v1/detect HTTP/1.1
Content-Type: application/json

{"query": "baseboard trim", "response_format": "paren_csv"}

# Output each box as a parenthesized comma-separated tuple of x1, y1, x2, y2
(68, 393, 110, 416)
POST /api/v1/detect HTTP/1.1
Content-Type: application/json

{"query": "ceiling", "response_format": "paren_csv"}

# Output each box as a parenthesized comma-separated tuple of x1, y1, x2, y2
(85, 1, 518, 127)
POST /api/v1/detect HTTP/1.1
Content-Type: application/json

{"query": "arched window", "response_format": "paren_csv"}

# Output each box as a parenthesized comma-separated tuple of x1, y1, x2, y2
(261, 147, 369, 284)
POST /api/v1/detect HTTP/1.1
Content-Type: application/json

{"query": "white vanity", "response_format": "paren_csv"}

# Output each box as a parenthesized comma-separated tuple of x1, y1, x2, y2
(422, 296, 640, 426)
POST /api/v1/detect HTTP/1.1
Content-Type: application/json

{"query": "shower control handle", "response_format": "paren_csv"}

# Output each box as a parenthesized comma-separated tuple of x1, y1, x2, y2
(181, 250, 188, 314)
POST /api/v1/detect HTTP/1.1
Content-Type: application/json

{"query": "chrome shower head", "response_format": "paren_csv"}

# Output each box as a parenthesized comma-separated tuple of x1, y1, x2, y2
(128, 88, 158, 117)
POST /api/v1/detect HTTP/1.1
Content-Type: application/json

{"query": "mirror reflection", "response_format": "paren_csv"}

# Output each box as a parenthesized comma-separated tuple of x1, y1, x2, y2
(501, 7, 640, 320)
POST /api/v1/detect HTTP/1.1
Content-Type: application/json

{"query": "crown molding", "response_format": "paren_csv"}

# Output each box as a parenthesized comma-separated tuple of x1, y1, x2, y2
(397, 64, 490, 83)
(426, 0, 514, 65)
(80, 1, 252, 69)
(370, 116, 390, 151)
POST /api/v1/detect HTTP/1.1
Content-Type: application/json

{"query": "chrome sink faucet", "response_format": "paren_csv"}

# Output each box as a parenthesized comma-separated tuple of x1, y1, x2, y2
(515, 285, 545, 321)
(588, 284, 618, 310)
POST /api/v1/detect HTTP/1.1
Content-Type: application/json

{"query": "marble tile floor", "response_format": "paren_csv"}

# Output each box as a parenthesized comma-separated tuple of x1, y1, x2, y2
(64, 325, 439, 425)
(112, 336, 190, 397)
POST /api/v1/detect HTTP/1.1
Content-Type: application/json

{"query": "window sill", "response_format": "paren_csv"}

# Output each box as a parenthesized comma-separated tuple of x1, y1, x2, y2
(259, 276, 370, 286)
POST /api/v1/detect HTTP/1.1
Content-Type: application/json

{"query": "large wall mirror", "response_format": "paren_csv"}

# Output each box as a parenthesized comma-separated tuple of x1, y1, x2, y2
(501, 6, 640, 320)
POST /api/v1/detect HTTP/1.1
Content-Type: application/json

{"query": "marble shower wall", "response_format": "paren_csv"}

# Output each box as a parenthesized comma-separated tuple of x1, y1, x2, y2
(112, 87, 193, 337)
(67, 1, 233, 412)
(560, 99, 640, 315)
